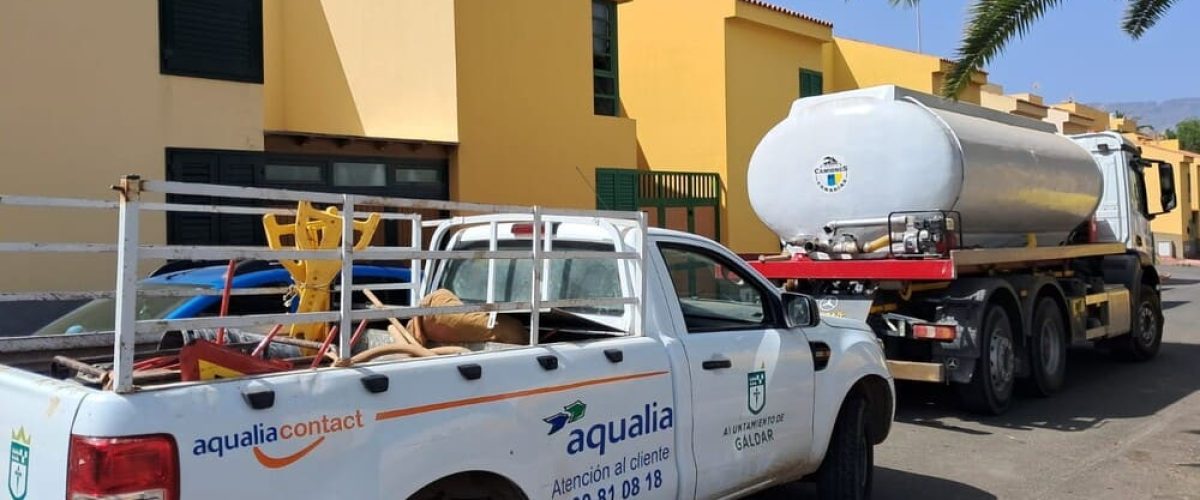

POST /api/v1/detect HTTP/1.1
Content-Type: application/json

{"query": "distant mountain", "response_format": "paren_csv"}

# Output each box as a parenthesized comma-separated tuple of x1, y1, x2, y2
(1092, 98, 1200, 134)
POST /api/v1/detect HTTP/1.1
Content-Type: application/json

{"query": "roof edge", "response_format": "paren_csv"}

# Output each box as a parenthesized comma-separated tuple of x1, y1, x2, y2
(736, 0, 832, 27)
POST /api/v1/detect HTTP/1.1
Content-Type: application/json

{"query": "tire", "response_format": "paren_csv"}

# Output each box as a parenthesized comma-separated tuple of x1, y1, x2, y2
(957, 304, 1016, 415)
(1025, 297, 1067, 397)
(410, 474, 525, 500)
(817, 396, 873, 500)
(1109, 285, 1163, 361)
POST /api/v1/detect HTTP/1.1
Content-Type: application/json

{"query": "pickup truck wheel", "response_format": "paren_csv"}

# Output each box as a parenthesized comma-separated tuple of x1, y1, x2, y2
(410, 473, 525, 500)
(1109, 285, 1163, 362)
(816, 396, 873, 500)
(1025, 297, 1067, 397)
(956, 304, 1015, 415)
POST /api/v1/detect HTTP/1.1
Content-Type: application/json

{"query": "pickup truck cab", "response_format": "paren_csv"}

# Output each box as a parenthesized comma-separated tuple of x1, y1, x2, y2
(0, 180, 893, 500)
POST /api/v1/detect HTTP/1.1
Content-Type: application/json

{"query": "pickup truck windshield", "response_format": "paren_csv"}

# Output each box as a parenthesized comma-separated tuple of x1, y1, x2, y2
(440, 240, 624, 318)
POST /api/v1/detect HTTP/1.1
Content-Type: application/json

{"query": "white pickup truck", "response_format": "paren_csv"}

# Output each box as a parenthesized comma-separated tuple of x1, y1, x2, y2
(0, 178, 893, 500)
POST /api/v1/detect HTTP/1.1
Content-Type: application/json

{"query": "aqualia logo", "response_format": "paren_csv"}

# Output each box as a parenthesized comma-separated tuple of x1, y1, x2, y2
(546, 401, 674, 456)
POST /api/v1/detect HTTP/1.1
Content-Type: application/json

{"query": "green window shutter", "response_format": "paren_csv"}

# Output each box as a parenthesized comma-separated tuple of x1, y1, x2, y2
(595, 168, 638, 211)
(800, 69, 823, 98)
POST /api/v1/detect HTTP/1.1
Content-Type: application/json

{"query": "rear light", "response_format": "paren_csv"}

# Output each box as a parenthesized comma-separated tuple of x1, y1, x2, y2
(912, 323, 957, 341)
(67, 434, 179, 500)
(510, 223, 535, 237)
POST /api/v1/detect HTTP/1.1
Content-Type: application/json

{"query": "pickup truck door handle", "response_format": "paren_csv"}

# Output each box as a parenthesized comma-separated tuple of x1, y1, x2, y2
(702, 358, 732, 370)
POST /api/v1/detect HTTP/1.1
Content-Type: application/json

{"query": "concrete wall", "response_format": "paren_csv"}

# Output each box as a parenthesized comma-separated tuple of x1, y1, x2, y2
(0, 0, 263, 292)
(452, 0, 638, 208)
(263, 0, 458, 142)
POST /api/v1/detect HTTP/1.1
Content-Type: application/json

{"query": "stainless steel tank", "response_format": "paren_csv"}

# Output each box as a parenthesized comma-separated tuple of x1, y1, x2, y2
(747, 85, 1104, 252)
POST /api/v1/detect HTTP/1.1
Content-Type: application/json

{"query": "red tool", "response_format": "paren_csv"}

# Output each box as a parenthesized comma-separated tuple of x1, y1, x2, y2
(215, 259, 238, 345)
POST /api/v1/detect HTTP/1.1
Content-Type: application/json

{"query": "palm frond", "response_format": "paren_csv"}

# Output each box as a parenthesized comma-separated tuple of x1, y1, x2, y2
(888, 0, 920, 7)
(941, 0, 1064, 98)
(1123, 0, 1175, 38)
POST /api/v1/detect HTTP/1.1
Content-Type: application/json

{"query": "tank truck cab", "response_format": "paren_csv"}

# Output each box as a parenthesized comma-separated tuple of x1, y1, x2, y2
(1070, 132, 1178, 262)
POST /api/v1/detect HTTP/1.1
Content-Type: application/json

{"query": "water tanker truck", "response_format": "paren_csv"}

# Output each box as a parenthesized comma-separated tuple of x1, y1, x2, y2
(747, 85, 1178, 415)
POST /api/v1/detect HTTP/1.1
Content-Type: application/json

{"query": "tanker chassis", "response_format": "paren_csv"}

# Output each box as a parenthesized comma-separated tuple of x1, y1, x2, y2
(747, 86, 1179, 415)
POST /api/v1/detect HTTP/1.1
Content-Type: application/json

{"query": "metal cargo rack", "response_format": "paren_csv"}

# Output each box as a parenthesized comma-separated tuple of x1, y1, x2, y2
(0, 175, 648, 393)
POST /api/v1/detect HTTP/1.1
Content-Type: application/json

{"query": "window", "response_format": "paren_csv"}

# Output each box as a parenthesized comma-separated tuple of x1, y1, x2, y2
(592, 0, 619, 116)
(395, 168, 443, 184)
(264, 164, 323, 184)
(159, 0, 264, 83)
(333, 162, 388, 187)
(799, 69, 823, 98)
(442, 241, 622, 312)
(659, 244, 769, 332)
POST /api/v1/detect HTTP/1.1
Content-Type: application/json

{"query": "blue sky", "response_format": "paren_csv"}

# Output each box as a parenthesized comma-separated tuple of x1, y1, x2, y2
(780, 1, 1200, 103)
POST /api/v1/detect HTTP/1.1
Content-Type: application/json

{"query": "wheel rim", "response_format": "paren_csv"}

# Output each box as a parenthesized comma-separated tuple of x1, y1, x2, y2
(989, 323, 1014, 394)
(1040, 318, 1063, 374)
(1137, 303, 1158, 346)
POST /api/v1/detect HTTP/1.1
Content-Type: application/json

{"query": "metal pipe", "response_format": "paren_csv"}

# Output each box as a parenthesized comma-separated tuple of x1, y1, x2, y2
(338, 196, 354, 361)
(215, 259, 237, 345)
(112, 175, 141, 393)
(824, 217, 893, 234)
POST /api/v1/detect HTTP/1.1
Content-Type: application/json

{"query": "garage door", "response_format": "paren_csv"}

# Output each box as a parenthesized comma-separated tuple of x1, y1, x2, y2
(166, 148, 448, 247)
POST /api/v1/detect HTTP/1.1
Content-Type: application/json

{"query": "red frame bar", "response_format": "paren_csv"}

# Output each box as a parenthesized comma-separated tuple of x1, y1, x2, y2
(749, 257, 956, 281)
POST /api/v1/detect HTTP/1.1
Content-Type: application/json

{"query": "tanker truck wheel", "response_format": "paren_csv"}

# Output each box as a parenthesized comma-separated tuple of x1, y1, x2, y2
(1107, 285, 1163, 362)
(1025, 297, 1067, 397)
(957, 304, 1015, 415)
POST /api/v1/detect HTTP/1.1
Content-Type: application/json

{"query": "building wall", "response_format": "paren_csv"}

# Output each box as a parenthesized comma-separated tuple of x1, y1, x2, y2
(1054, 102, 1111, 132)
(724, 14, 830, 252)
(1045, 107, 1095, 135)
(0, 0, 263, 291)
(619, 0, 731, 174)
(830, 37, 986, 104)
(263, 0, 458, 142)
(452, 0, 638, 208)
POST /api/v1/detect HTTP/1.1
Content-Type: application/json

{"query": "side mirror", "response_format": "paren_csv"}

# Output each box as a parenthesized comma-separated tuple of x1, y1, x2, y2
(782, 292, 821, 328)
(1157, 161, 1178, 214)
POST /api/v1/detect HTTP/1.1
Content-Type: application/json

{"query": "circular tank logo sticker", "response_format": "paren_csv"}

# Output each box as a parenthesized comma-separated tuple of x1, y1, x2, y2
(814, 156, 849, 193)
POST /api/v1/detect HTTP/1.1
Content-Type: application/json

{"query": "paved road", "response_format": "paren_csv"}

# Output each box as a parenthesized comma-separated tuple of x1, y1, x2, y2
(763, 265, 1200, 499)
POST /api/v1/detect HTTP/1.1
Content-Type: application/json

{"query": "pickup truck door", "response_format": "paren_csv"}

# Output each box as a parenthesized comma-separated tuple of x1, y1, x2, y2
(652, 239, 815, 498)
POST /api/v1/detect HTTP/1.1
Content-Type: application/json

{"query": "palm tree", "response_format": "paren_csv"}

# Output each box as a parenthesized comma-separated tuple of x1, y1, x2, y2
(890, 0, 1178, 98)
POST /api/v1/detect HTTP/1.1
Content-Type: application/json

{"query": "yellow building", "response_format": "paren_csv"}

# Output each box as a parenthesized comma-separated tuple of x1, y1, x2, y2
(1051, 101, 1112, 133)
(1131, 136, 1198, 257)
(620, 0, 833, 253)
(830, 37, 989, 104)
(0, 0, 639, 282)
(0, 0, 641, 333)
(980, 84, 1050, 120)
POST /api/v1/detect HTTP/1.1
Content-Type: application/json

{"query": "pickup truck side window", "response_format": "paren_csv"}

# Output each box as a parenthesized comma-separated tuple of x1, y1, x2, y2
(659, 244, 770, 333)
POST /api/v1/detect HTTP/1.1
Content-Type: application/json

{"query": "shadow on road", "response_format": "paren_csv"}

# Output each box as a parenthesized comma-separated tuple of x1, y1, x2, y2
(894, 342, 1200, 434)
(751, 467, 996, 499)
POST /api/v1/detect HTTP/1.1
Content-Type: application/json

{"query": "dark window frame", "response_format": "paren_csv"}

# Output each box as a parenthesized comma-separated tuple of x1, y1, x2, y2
(159, 0, 265, 83)
(592, 0, 619, 116)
